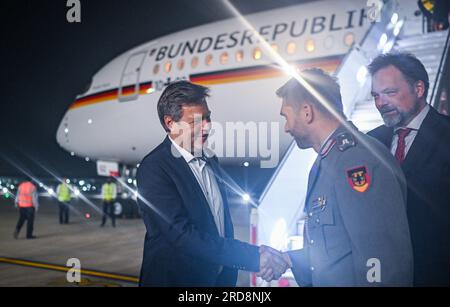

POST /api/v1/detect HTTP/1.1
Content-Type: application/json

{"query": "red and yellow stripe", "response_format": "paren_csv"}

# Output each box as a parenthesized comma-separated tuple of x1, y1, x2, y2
(0, 257, 139, 283)
(190, 55, 343, 86)
(67, 55, 342, 111)
(69, 81, 153, 110)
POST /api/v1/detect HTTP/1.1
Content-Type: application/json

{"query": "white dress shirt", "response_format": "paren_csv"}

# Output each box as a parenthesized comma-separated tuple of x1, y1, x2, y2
(169, 137, 225, 237)
(391, 104, 430, 157)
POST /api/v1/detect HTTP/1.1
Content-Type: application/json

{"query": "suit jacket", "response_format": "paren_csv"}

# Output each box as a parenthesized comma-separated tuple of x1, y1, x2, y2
(289, 123, 413, 286)
(368, 107, 450, 286)
(136, 136, 259, 287)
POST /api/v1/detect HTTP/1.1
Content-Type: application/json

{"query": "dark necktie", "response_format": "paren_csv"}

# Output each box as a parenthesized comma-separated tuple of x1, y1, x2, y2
(395, 128, 412, 163)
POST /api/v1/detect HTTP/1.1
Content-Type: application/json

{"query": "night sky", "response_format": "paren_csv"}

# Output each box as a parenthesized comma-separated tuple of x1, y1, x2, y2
(0, 0, 311, 178)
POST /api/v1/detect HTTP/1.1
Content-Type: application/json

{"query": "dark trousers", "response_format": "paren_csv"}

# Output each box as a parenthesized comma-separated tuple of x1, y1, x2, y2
(101, 201, 115, 227)
(15, 207, 35, 238)
(58, 202, 70, 224)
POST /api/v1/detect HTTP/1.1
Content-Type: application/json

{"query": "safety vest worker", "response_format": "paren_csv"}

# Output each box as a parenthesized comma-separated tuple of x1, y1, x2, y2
(57, 182, 72, 202)
(102, 182, 117, 202)
(101, 180, 118, 227)
(14, 181, 39, 239)
(16, 181, 38, 208)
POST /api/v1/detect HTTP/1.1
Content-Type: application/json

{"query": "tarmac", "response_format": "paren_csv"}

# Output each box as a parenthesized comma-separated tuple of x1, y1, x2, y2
(0, 196, 251, 287)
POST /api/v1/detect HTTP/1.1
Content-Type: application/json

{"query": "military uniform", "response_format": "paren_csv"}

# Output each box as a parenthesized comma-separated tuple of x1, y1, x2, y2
(288, 123, 413, 286)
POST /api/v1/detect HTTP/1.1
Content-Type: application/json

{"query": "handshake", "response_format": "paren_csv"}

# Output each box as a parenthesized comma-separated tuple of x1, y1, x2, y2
(257, 245, 292, 282)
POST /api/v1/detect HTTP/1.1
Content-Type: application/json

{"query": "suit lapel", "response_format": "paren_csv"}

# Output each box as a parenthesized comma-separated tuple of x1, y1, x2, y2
(379, 127, 394, 148)
(402, 108, 440, 172)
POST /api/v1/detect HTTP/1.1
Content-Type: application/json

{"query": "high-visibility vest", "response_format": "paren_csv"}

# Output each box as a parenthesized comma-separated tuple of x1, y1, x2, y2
(17, 181, 36, 208)
(57, 183, 71, 202)
(102, 183, 116, 202)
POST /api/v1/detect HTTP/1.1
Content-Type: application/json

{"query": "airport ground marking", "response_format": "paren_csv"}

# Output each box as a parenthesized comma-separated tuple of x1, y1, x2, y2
(0, 257, 139, 283)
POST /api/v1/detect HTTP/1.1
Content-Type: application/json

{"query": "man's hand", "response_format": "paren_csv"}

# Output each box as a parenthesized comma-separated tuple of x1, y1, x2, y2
(257, 245, 291, 282)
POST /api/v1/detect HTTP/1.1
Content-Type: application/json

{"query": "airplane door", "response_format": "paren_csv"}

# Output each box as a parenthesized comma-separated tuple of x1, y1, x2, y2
(118, 51, 147, 102)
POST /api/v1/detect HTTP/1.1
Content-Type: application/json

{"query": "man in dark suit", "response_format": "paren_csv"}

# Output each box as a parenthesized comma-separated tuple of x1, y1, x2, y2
(136, 81, 288, 287)
(367, 52, 450, 286)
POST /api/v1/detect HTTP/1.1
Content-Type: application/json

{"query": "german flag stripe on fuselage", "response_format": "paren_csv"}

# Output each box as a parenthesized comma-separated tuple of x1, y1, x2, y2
(68, 55, 343, 110)
(190, 55, 343, 86)
(70, 81, 153, 110)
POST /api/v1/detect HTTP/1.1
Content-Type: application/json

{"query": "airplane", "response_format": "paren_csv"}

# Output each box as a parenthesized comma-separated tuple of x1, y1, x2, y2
(56, 0, 401, 174)
(53, 0, 433, 286)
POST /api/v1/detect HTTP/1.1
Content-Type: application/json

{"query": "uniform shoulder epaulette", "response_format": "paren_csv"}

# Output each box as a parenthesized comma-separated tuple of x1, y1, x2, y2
(336, 132, 356, 152)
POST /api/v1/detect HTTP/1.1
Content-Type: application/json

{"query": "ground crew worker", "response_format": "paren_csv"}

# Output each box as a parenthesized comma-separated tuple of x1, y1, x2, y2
(101, 177, 117, 227)
(56, 179, 71, 224)
(14, 180, 39, 239)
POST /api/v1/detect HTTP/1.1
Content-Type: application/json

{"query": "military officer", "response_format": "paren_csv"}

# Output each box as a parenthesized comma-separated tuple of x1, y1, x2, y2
(269, 68, 413, 286)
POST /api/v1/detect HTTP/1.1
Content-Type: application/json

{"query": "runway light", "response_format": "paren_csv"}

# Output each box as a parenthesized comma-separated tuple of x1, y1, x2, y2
(383, 41, 394, 54)
(85, 213, 91, 219)
(242, 193, 251, 203)
(391, 13, 399, 25)
(378, 33, 388, 50)
(357, 66, 368, 86)
(393, 20, 404, 36)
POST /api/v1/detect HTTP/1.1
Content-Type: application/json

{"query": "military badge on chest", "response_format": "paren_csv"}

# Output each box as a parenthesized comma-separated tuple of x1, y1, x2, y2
(346, 166, 371, 193)
(312, 196, 327, 210)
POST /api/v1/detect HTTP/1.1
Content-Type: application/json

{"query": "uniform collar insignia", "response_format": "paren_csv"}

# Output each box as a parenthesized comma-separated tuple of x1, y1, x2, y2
(336, 133, 356, 152)
(320, 138, 337, 158)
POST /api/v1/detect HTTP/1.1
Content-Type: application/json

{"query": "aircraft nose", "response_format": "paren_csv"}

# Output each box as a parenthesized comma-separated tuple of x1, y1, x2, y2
(56, 111, 71, 151)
